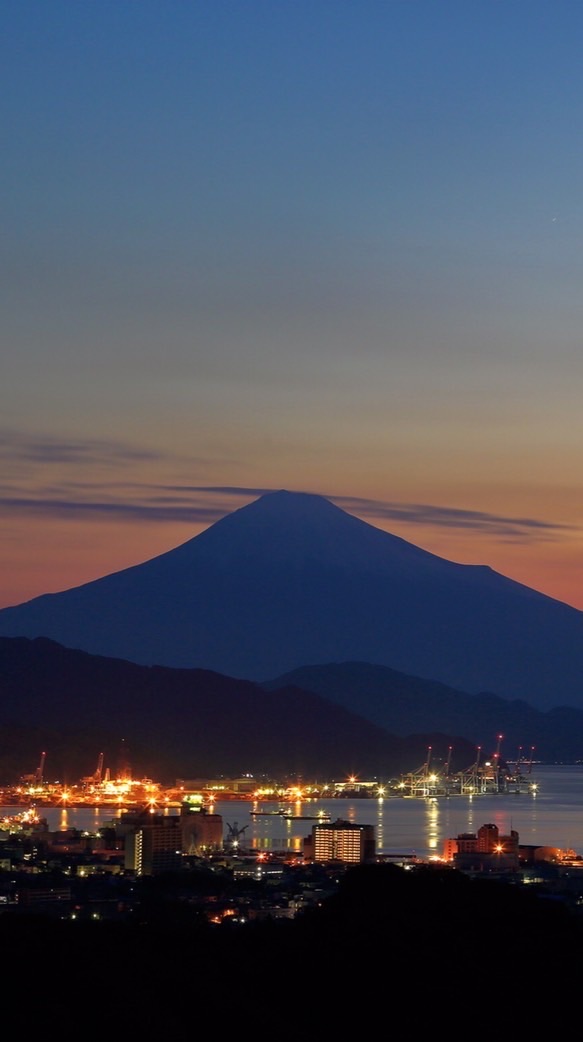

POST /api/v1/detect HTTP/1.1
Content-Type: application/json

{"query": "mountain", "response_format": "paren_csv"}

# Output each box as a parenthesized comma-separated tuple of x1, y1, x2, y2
(0, 489, 582, 710)
(263, 661, 583, 763)
(0, 636, 475, 785)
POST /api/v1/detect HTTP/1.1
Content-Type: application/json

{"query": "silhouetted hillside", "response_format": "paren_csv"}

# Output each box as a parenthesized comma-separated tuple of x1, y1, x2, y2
(264, 661, 583, 763)
(0, 861, 579, 1028)
(0, 636, 476, 784)
(1, 490, 582, 710)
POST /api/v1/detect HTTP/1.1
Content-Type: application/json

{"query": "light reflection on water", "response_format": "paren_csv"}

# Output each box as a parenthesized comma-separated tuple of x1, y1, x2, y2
(207, 768, 583, 857)
(425, 799, 439, 855)
(4, 765, 583, 858)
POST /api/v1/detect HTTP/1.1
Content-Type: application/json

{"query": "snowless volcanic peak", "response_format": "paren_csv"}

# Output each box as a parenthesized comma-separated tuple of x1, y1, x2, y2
(0, 488, 583, 711)
(185, 489, 447, 571)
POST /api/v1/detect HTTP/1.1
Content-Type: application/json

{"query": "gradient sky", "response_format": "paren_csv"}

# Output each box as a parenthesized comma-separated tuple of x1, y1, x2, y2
(2, 1, 582, 612)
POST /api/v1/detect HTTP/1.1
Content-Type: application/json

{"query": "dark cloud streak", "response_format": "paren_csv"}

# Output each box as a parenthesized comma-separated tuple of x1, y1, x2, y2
(0, 496, 222, 524)
(0, 430, 162, 466)
(333, 495, 576, 537)
(0, 432, 576, 541)
(0, 485, 576, 542)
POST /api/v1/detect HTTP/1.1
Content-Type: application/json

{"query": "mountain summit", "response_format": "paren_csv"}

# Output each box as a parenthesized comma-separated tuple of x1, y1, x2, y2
(1, 489, 582, 710)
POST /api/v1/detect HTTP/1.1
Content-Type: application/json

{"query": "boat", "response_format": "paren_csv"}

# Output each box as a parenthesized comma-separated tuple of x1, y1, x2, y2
(281, 813, 331, 821)
(250, 809, 289, 816)
(250, 809, 331, 821)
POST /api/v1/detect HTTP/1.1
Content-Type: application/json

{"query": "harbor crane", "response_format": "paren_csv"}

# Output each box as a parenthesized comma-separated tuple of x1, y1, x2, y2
(35, 751, 46, 785)
(93, 752, 104, 785)
(396, 735, 536, 797)
(459, 746, 482, 794)
(444, 745, 453, 779)
(81, 752, 105, 788)
(225, 822, 248, 850)
(525, 746, 536, 774)
(20, 751, 46, 787)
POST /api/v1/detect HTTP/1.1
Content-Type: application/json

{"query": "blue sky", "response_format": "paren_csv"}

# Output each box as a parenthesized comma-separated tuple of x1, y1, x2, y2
(2, 1, 582, 609)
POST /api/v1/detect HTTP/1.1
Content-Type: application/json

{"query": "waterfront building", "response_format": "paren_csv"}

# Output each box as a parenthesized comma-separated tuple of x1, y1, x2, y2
(117, 802, 224, 873)
(124, 814, 183, 876)
(180, 801, 223, 854)
(305, 818, 376, 864)
(176, 776, 258, 798)
(443, 822, 519, 874)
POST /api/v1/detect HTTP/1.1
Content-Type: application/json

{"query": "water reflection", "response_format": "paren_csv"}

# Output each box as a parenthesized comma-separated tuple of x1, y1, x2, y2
(5, 766, 582, 858)
(425, 799, 439, 855)
(376, 797, 384, 853)
(231, 773, 565, 858)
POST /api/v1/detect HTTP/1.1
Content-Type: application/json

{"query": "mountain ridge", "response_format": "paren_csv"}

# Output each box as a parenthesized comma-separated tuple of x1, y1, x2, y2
(2, 637, 583, 784)
(0, 635, 478, 785)
(263, 660, 583, 762)
(0, 489, 582, 710)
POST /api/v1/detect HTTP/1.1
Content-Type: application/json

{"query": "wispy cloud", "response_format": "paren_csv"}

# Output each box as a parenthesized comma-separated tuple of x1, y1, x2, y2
(332, 495, 576, 540)
(0, 429, 162, 466)
(0, 430, 577, 542)
(0, 496, 223, 523)
(0, 483, 576, 543)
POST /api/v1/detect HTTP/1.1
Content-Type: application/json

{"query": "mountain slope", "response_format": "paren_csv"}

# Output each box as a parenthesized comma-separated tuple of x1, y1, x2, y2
(0, 636, 474, 785)
(0, 489, 582, 709)
(264, 661, 583, 763)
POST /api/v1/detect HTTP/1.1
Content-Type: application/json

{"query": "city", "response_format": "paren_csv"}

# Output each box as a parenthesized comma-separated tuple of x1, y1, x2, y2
(2, 752, 582, 924)
(4, 2, 583, 1028)
(3, 760, 583, 1035)
(0, 736, 540, 810)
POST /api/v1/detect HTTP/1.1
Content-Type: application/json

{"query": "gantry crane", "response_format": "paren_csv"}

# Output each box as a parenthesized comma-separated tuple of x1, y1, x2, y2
(444, 745, 453, 779)
(20, 751, 47, 787)
(94, 752, 104, 785)
(459, 746, 482, 794)
(34, 751, 46, 785)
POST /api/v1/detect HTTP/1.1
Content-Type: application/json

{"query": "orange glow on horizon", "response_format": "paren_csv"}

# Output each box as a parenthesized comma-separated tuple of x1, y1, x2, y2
(2, 503, 581, 613)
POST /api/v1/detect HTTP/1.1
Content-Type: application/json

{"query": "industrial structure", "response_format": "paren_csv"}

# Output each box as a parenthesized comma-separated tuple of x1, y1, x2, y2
(393, 739, 537, 798)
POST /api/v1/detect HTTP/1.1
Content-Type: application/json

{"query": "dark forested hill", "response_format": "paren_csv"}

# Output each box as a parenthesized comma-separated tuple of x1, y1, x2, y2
(0, 636, 476, 784)
(0, 861, 578, 1030)
(263, 660, 583, 763)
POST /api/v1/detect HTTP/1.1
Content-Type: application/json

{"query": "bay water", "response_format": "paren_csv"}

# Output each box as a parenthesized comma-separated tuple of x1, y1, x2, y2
(4, 763, 583, 859)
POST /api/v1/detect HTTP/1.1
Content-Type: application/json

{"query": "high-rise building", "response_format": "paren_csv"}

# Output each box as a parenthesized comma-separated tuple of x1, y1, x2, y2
(124, 814, 182, 876)
(180, 802, 223, 854)
(306, 818, 375, 864)
(121, 802, 224, 874)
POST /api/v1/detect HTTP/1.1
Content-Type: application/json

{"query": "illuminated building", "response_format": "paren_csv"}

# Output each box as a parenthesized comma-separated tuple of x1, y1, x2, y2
(443, 822, 519, 874)
(180, 801, 223, 854)
(124, 814, 182, 876)
(121, 802, 224, 873)
(176, 776, 258, 798)
(306, 818, 375, 864)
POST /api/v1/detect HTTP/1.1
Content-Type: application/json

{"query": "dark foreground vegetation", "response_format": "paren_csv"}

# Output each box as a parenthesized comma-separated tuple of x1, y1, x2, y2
(1, 862, 581, 1029)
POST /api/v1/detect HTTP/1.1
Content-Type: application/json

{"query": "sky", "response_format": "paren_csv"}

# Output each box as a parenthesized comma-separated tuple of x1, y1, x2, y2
(2, 0, 582, 612)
